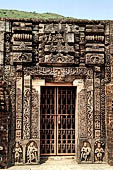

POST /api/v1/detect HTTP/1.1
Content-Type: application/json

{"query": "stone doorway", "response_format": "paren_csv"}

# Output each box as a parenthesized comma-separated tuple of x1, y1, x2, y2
(40, 86, 76, 155)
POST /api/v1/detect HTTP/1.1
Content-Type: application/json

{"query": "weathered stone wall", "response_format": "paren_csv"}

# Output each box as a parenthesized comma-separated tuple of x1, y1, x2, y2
(106, 21, 113, 165)
(0, 18, 112, 167)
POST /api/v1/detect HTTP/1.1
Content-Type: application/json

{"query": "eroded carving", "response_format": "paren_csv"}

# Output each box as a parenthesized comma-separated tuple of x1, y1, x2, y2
(26, 141, 38, 164)
(94, 141, 105, 162)
(81, 141, 91, 162)
(13, 142, 23, 164)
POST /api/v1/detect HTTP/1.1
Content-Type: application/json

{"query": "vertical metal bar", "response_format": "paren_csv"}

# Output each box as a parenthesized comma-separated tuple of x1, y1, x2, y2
(21, 65, 24, 139)
(50, 88, 51, 154)
(61, 87, 63, 154)
(57, 87, 59, 155)
(66, 87, 68, 153)
(54, 87, 57, 155)
(71, 88, 73, 153)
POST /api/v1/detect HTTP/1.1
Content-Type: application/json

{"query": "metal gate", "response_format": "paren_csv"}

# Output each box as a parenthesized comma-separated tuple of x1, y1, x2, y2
(40, 86, 76, 155)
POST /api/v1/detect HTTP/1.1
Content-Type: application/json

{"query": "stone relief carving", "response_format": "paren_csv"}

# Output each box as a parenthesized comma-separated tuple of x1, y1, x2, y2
(94, 141, 105, 162)
(85, 53, 104, 65)
(11, 52, 32, 63)
(100, 79, 106, 138)
(24, 66, 89, 77)
(86, 88, 94, 138)
(23, 87, 31, 139)
(31, 89, 40, 139)
(0, 145, 4, 163)
(78, 89, 87, 138)
(44, 53, 74, 63)
(38, 24, 79, 65)
(26, 141, 38, 164)
(13, 142, 23, 164)
(12, 34, 32, 41)
(94, 76, 101, 138)
(81, 141, 91, 162)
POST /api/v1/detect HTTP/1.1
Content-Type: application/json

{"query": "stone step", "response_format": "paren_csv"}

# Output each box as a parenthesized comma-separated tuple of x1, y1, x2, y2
(40, 156, 76, 164)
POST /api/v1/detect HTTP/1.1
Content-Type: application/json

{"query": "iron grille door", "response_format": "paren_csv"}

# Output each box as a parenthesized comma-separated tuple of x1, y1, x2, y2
(40, 87, 57, 155)
(40, 86, 76, 155)
(57, 87, 75, 155)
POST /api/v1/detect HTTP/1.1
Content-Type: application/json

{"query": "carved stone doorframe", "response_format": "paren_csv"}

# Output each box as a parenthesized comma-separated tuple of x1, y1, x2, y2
(38, 79, 85, 158)
(73, 79, 85, 158)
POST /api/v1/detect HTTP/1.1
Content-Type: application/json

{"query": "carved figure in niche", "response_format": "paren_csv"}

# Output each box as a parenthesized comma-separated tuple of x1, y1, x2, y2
(13, 142, 22, 163)
(81, 141, 91, 161)
(95, 141, 105, 162)
(0, 145, 3, 162)
(27, 141, 38, 163)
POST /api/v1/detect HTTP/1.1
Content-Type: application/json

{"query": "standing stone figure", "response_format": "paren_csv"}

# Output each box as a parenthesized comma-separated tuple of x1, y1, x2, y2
(0, 145, 3, 162)
(81, 142, 91, 161)
(13, 142, 22, 163)
(27, 141, 38, 163)
(95, 142, 104, 162)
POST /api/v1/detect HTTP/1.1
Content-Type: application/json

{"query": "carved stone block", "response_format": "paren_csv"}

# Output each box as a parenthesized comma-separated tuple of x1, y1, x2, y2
(0, 21, 5, 31)
(65, 33, 74, 43)
(85, 53, 104, 65)
(86, 25, 104, 33)
(11, 52, 32, 63)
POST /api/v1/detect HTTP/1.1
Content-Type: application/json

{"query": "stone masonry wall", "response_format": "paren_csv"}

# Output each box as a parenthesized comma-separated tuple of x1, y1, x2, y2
(0, 18, 112, 167)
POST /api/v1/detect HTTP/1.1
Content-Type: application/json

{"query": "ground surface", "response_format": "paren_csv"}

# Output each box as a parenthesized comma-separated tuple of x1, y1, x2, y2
(1, 158, 113, 170)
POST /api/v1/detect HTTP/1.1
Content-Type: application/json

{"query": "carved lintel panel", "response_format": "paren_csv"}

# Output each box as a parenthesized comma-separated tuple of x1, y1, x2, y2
(24, 66, 89, 78)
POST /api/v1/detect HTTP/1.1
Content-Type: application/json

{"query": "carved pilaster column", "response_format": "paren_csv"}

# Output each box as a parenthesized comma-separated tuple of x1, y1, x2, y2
(16, 77, 22, 140)
(23, 75, 31, 139)
(31, 78, 45, 139)
(94, 72, 101, 139)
